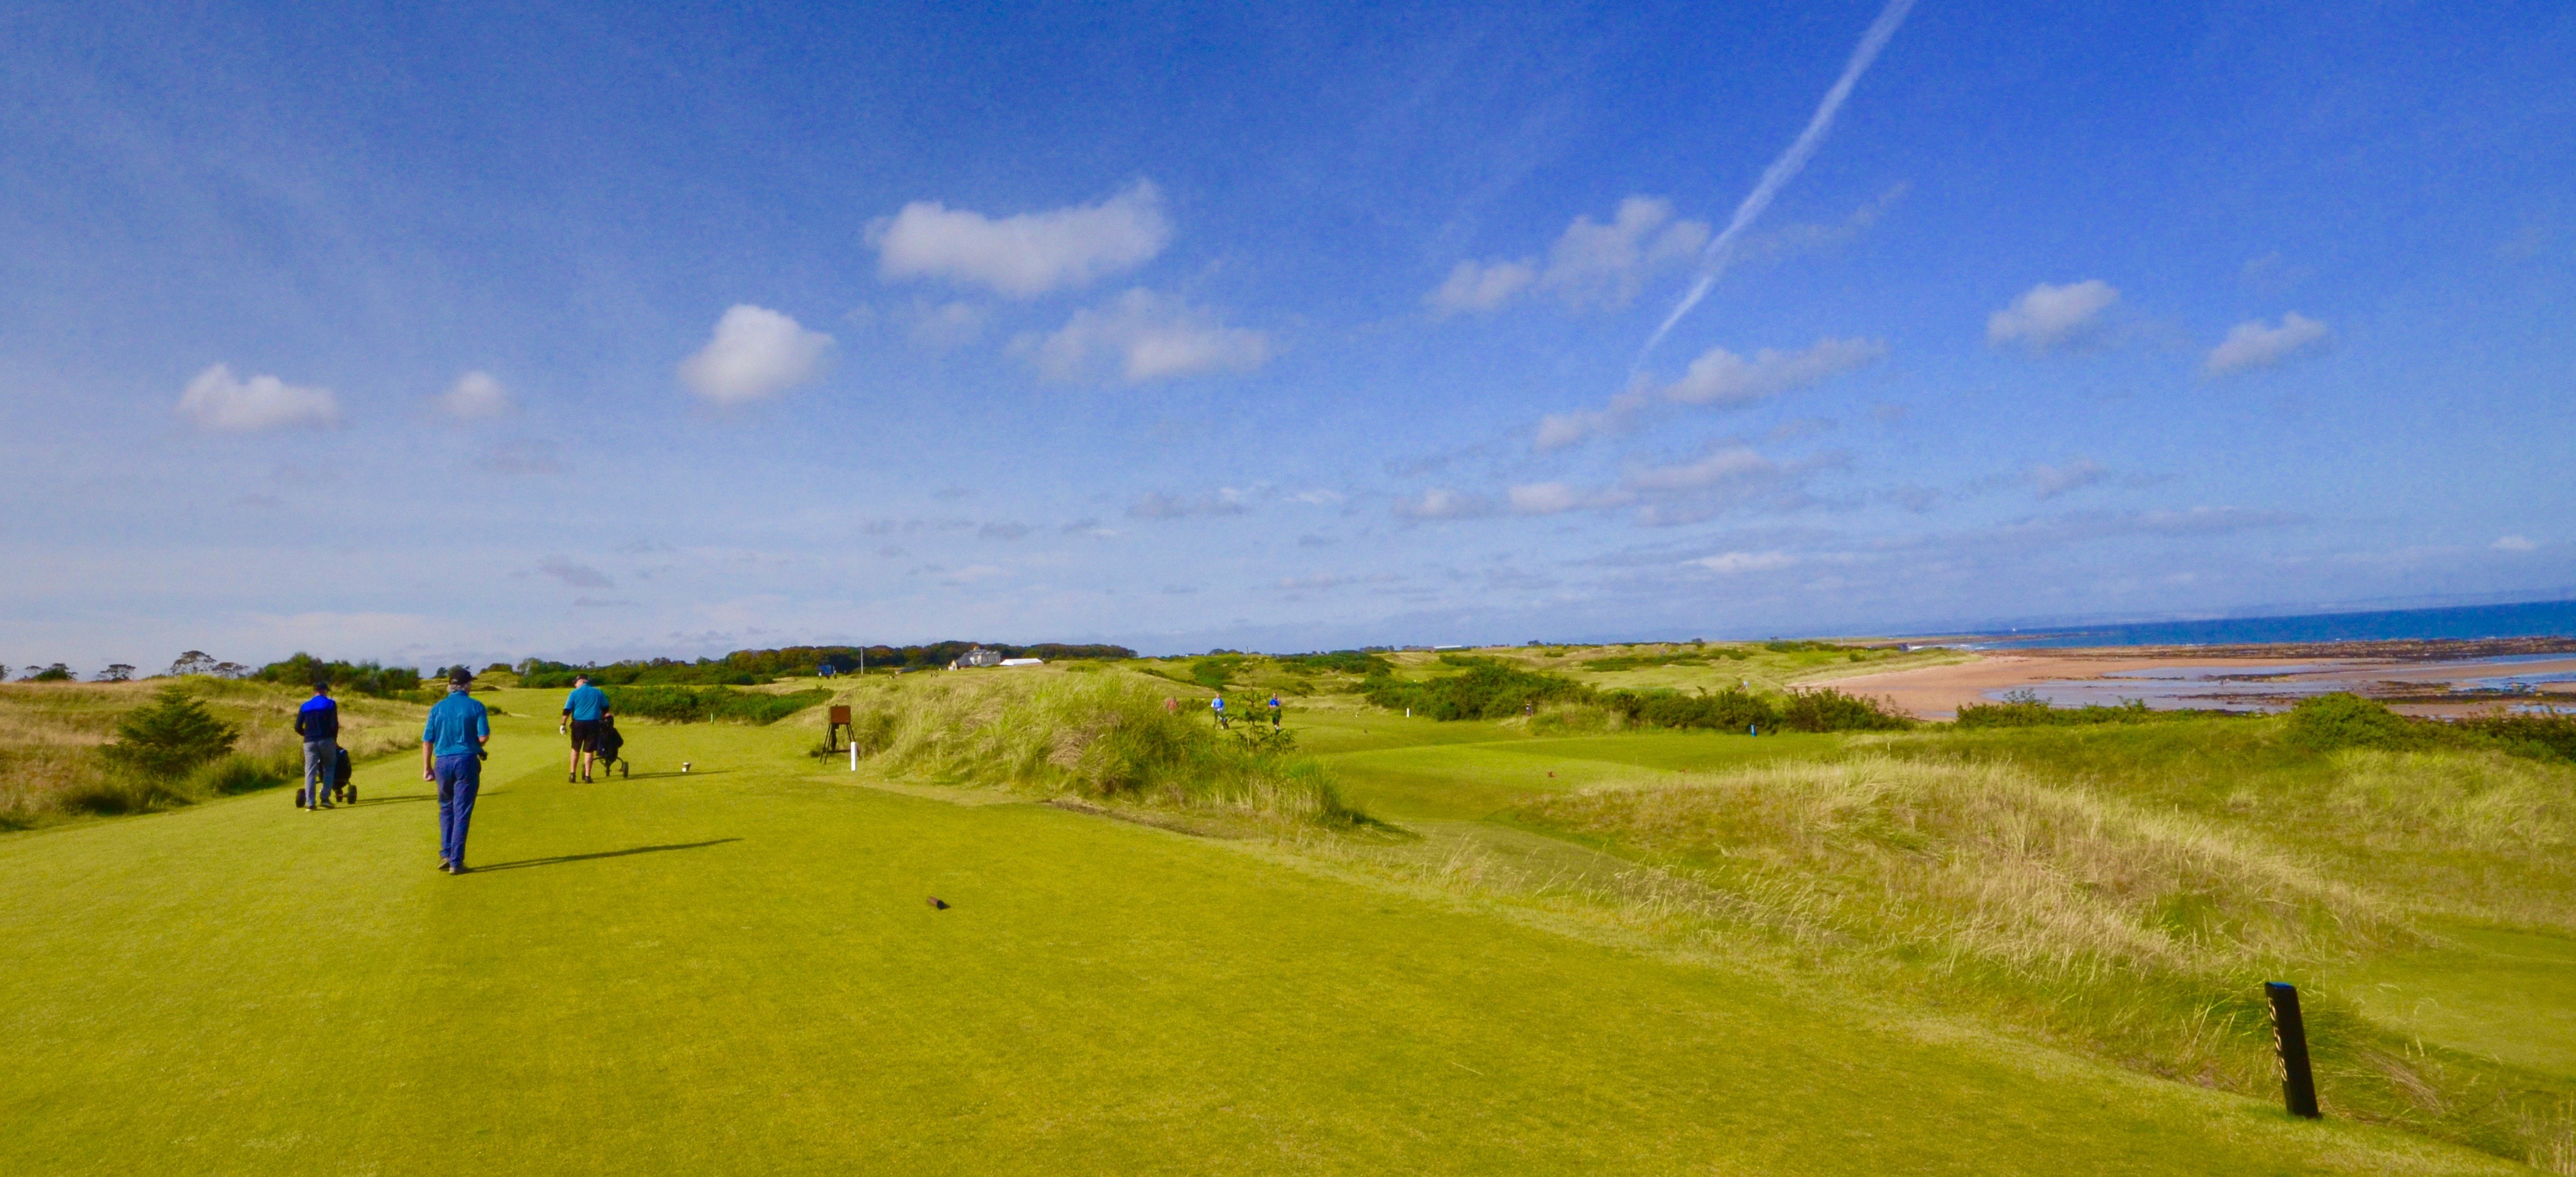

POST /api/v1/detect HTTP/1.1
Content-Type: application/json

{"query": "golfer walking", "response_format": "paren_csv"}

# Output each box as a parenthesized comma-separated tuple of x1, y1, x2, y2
(560, 674, 612, 783)
(421, 668, 491, 874)
(295, 680, 339, 811)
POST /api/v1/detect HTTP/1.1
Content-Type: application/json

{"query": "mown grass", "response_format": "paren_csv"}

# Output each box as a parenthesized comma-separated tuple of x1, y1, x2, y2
(0, 688, 2526, 1174)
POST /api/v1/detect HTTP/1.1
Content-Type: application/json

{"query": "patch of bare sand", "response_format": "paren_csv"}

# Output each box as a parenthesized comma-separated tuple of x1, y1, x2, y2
(1838, 651, 2576, 720)
(1837, 653, 2326, 720)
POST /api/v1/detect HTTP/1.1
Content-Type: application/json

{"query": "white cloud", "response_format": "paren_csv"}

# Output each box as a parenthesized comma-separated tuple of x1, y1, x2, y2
(1534, 387, 1652, 451)
(870, 180, 1170, 298)
(678, 305, 835, 403)
(435, 370, 512, 420)
(1427, 259, 1536, 313)
(1625, 447, 1777, 493)
(2494, 535, 2538, 553)
(1539, 196, 1709, 309)
(1507, 482, 1634, 515)
(1427, 195, 1707, 314)
(2203, 312, 2330, 377)
(1986, 280, 2119, 350)
(1025, 289, 1270, 383)
(1393, 488, 1496, 520)
(1533, 336, 1882, 452)
(1665, 336, 1885, 406)
(1127, 490, 1246, 519)
(1291, 489, 1345, 507)
(176, 364, 341, 432)
(2029, 457, 2107, 500)
(1689, 551, 1796, 574)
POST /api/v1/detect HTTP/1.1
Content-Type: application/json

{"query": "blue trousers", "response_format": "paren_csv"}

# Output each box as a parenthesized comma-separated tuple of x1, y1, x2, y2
(304, 740, 336, 804)
(434, 753, 482, 866)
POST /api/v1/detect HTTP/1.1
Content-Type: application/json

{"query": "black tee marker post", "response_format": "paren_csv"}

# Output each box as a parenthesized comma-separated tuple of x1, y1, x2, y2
(2265, 982, 2321, 1118)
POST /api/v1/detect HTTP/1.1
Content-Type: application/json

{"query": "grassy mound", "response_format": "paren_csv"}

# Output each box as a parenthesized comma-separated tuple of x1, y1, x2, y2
(840, 671, 1366, 830)
(1471, 724, 2576, 1168)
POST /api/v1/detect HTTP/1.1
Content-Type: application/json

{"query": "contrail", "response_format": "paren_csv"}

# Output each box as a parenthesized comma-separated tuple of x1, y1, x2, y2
(1639, 0, 1918, 366)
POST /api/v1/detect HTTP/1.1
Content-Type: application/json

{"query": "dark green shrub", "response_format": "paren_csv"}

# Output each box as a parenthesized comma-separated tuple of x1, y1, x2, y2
(1583, 652, 1709, 672)
(28, 663, 72, 682)
(2453, 711, 2576, 763)
(98, 686, 239, 781)
(253, 654, 422, 697)
(1600, 687, 1779, 732)
(1954, 695, 2246, 728)
(2283, 693, 2429, 752)
(1275, 650, 1393, 676)
(604, 686, 829, 724)
(1188, 656, 1245, 689)
(1360, 661, 1592, 720)
(1777, 687, 1913, 732)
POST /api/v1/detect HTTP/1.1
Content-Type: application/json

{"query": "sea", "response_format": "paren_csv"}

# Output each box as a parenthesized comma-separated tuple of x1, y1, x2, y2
(1949, 599, 2576, 650)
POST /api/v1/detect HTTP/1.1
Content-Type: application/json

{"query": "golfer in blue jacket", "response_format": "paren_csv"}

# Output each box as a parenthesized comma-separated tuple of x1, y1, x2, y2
(561, 674, 612, 783)
(295, 680, 339, 810)
(421, 667, 492, 874)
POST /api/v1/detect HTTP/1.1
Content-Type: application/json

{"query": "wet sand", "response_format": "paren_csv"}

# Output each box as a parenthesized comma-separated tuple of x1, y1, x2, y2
(1838, 649, 2576, 720)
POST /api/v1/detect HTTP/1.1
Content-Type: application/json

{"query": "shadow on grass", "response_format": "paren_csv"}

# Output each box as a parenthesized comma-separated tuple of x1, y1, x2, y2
(316, 789, 439, 807)
(610, 769, 735, 780)
(469, 838, 741, 873)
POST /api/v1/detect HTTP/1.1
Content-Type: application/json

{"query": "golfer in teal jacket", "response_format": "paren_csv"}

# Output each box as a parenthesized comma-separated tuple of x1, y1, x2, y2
(561, 674, 612, 783)
(421, 668, 492, 874)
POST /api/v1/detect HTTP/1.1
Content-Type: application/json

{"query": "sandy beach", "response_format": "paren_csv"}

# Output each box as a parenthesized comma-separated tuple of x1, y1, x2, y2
(1838, 648, 2576, 720)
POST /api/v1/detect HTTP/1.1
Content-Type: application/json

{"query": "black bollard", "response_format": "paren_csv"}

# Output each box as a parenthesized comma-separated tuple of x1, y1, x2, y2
(2264, 982, 2321, 1118)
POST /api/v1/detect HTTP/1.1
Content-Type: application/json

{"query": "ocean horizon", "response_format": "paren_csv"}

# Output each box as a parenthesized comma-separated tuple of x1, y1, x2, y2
(1945, 598, 2576, 650)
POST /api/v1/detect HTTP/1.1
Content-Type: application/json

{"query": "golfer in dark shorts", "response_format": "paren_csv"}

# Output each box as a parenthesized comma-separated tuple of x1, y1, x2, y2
(421, 668, 492, 874)
(561, 674, 611, 783)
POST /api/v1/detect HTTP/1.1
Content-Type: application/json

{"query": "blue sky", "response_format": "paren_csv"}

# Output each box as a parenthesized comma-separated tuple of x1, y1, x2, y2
(3, 0, 2571, 670)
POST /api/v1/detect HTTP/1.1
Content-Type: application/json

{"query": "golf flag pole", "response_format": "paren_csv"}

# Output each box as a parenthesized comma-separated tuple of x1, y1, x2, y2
(2264, 982, 2321, 1118)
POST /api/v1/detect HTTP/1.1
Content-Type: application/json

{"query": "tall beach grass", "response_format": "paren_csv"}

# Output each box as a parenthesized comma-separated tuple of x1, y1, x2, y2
(837, 670, 1367, 831)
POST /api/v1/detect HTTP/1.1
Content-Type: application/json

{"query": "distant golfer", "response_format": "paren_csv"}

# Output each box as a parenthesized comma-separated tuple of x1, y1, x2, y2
(421, 667, 491, 875)
(561, 674, 612, 783)
(1211, 694, 1229, 729)
(1267, 693, 1282, 729)
(295, 680, 339, 811)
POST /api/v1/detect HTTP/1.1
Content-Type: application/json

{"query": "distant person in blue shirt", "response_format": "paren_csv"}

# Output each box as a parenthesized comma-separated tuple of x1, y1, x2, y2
(294, 681, 339, 811)
(1210, 694, 1228, 729)
(421, 667, 493, 874)
(560, 674, 612, 783)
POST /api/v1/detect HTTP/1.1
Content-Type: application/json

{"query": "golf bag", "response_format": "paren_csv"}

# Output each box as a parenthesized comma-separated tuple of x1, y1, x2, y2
(594, 716, 629, 778)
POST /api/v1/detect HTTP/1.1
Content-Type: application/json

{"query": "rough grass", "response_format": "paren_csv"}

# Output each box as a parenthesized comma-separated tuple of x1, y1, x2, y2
(0, 680, 423, 829)
(1474, 738, 2576, 1170)
(838, 670, 1367, 832)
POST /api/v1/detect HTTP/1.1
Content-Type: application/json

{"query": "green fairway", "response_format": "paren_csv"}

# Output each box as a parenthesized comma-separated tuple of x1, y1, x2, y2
(0, 690, 2526, 1173)
(2322, 924, 2576, 1081)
